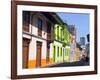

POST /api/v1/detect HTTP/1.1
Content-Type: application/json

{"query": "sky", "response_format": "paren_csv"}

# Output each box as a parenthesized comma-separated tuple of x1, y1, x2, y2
(57, 12, 90, 44)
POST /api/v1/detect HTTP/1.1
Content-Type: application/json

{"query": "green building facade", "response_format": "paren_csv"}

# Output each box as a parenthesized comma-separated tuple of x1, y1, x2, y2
(52, 24, 71, 63)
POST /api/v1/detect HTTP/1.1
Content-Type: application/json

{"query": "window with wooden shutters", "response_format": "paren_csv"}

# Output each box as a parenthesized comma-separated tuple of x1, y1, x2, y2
(23, 11, 30, 32)
(37, 18, 42, 37)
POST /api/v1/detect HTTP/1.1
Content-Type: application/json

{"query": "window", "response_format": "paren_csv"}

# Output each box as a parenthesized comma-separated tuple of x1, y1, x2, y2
(57, 46, 59, 57)
(61, 47, 62, 56)
(37, 18, 42, 30)
(37, 18, 42, 36)
(55, 27, 58, 40)
(23, 11, 30, 25)
(53, 45, 56, 62)
(57, 26, 59, 40)
(47, 21, 51, 33)
(61, 29, 63, 41)
(53, 46, 55, 54)
(23, 11, 30, 32)
(62, 29, 64, 41)
(63, 48, 64, 56)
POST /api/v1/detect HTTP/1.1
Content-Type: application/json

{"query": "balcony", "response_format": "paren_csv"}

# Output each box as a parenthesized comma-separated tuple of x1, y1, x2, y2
(47, 33, 51, 40)
(23, 25, 29, 32)
(38, 29, 42, 37)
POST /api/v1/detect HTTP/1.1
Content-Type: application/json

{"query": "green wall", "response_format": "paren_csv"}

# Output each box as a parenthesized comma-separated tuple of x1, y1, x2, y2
(54, 24, 71, 45)
(53, 42, 70, 63)
(53, 24, 71, 63)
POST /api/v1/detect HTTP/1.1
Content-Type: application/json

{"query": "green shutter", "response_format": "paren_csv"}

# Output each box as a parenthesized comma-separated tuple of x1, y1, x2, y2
(53, 45, 55, 62)
(54, 24, 58, 40)
(61, 47, 62, 56)
(57, 46, 59, 57)
(59, 27, 61, 41)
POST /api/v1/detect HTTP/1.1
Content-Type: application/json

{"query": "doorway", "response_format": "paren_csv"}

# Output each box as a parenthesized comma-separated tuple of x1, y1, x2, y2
(36, 41, 42, 67)
(46, 42, 50, 63)
(23, 38, 30, 68)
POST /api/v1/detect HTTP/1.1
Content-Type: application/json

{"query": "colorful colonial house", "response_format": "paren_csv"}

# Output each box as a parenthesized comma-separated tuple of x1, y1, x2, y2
(45, 13, 71, 63)
(53, 23, 71, 63)
(22, 12, 57, 68)
(22, 11, 72, 68)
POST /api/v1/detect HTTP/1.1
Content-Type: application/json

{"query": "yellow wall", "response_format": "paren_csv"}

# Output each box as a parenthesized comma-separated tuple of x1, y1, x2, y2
(76, 48, 81, 61)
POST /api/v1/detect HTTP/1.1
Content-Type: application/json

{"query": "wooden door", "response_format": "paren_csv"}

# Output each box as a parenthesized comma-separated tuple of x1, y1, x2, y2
(23, 38, 30, 68)
(36, 41, 42, 67)
(46, 42, 50, 63)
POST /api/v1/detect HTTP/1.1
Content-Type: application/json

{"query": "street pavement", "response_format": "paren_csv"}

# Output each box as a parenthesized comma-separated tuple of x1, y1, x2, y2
(47, 60, 89, 67)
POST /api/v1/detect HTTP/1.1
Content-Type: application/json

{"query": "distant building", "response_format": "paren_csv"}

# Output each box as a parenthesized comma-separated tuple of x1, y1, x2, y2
(85, 43, 90, 58)
(86, 34, 90, 60)
(69, 25, 77, 62)
(76, 43, 81, 61)
(80, 34, 90, 63)
(69, 25, 76, 36)
(80, 37, 85, 45)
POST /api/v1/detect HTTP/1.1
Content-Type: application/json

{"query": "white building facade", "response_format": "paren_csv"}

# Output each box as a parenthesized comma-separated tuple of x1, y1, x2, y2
(23, 12, 54, 68)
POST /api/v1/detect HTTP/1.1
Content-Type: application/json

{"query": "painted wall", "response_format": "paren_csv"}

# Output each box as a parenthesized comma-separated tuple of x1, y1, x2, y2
(23, 12, 54, 68)
(52, 41, 71, 62)
(31, 12, 54, 39)
(54, 24, 71, 45)
(53, 24, 71, 63)
(76, 48, 81, 61)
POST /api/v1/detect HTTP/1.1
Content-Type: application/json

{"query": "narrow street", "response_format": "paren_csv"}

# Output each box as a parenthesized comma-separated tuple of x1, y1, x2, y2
(46, 60, 89, 67)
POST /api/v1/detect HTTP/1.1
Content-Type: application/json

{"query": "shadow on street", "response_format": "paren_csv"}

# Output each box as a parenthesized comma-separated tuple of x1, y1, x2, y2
(47, 60, 89, 67)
